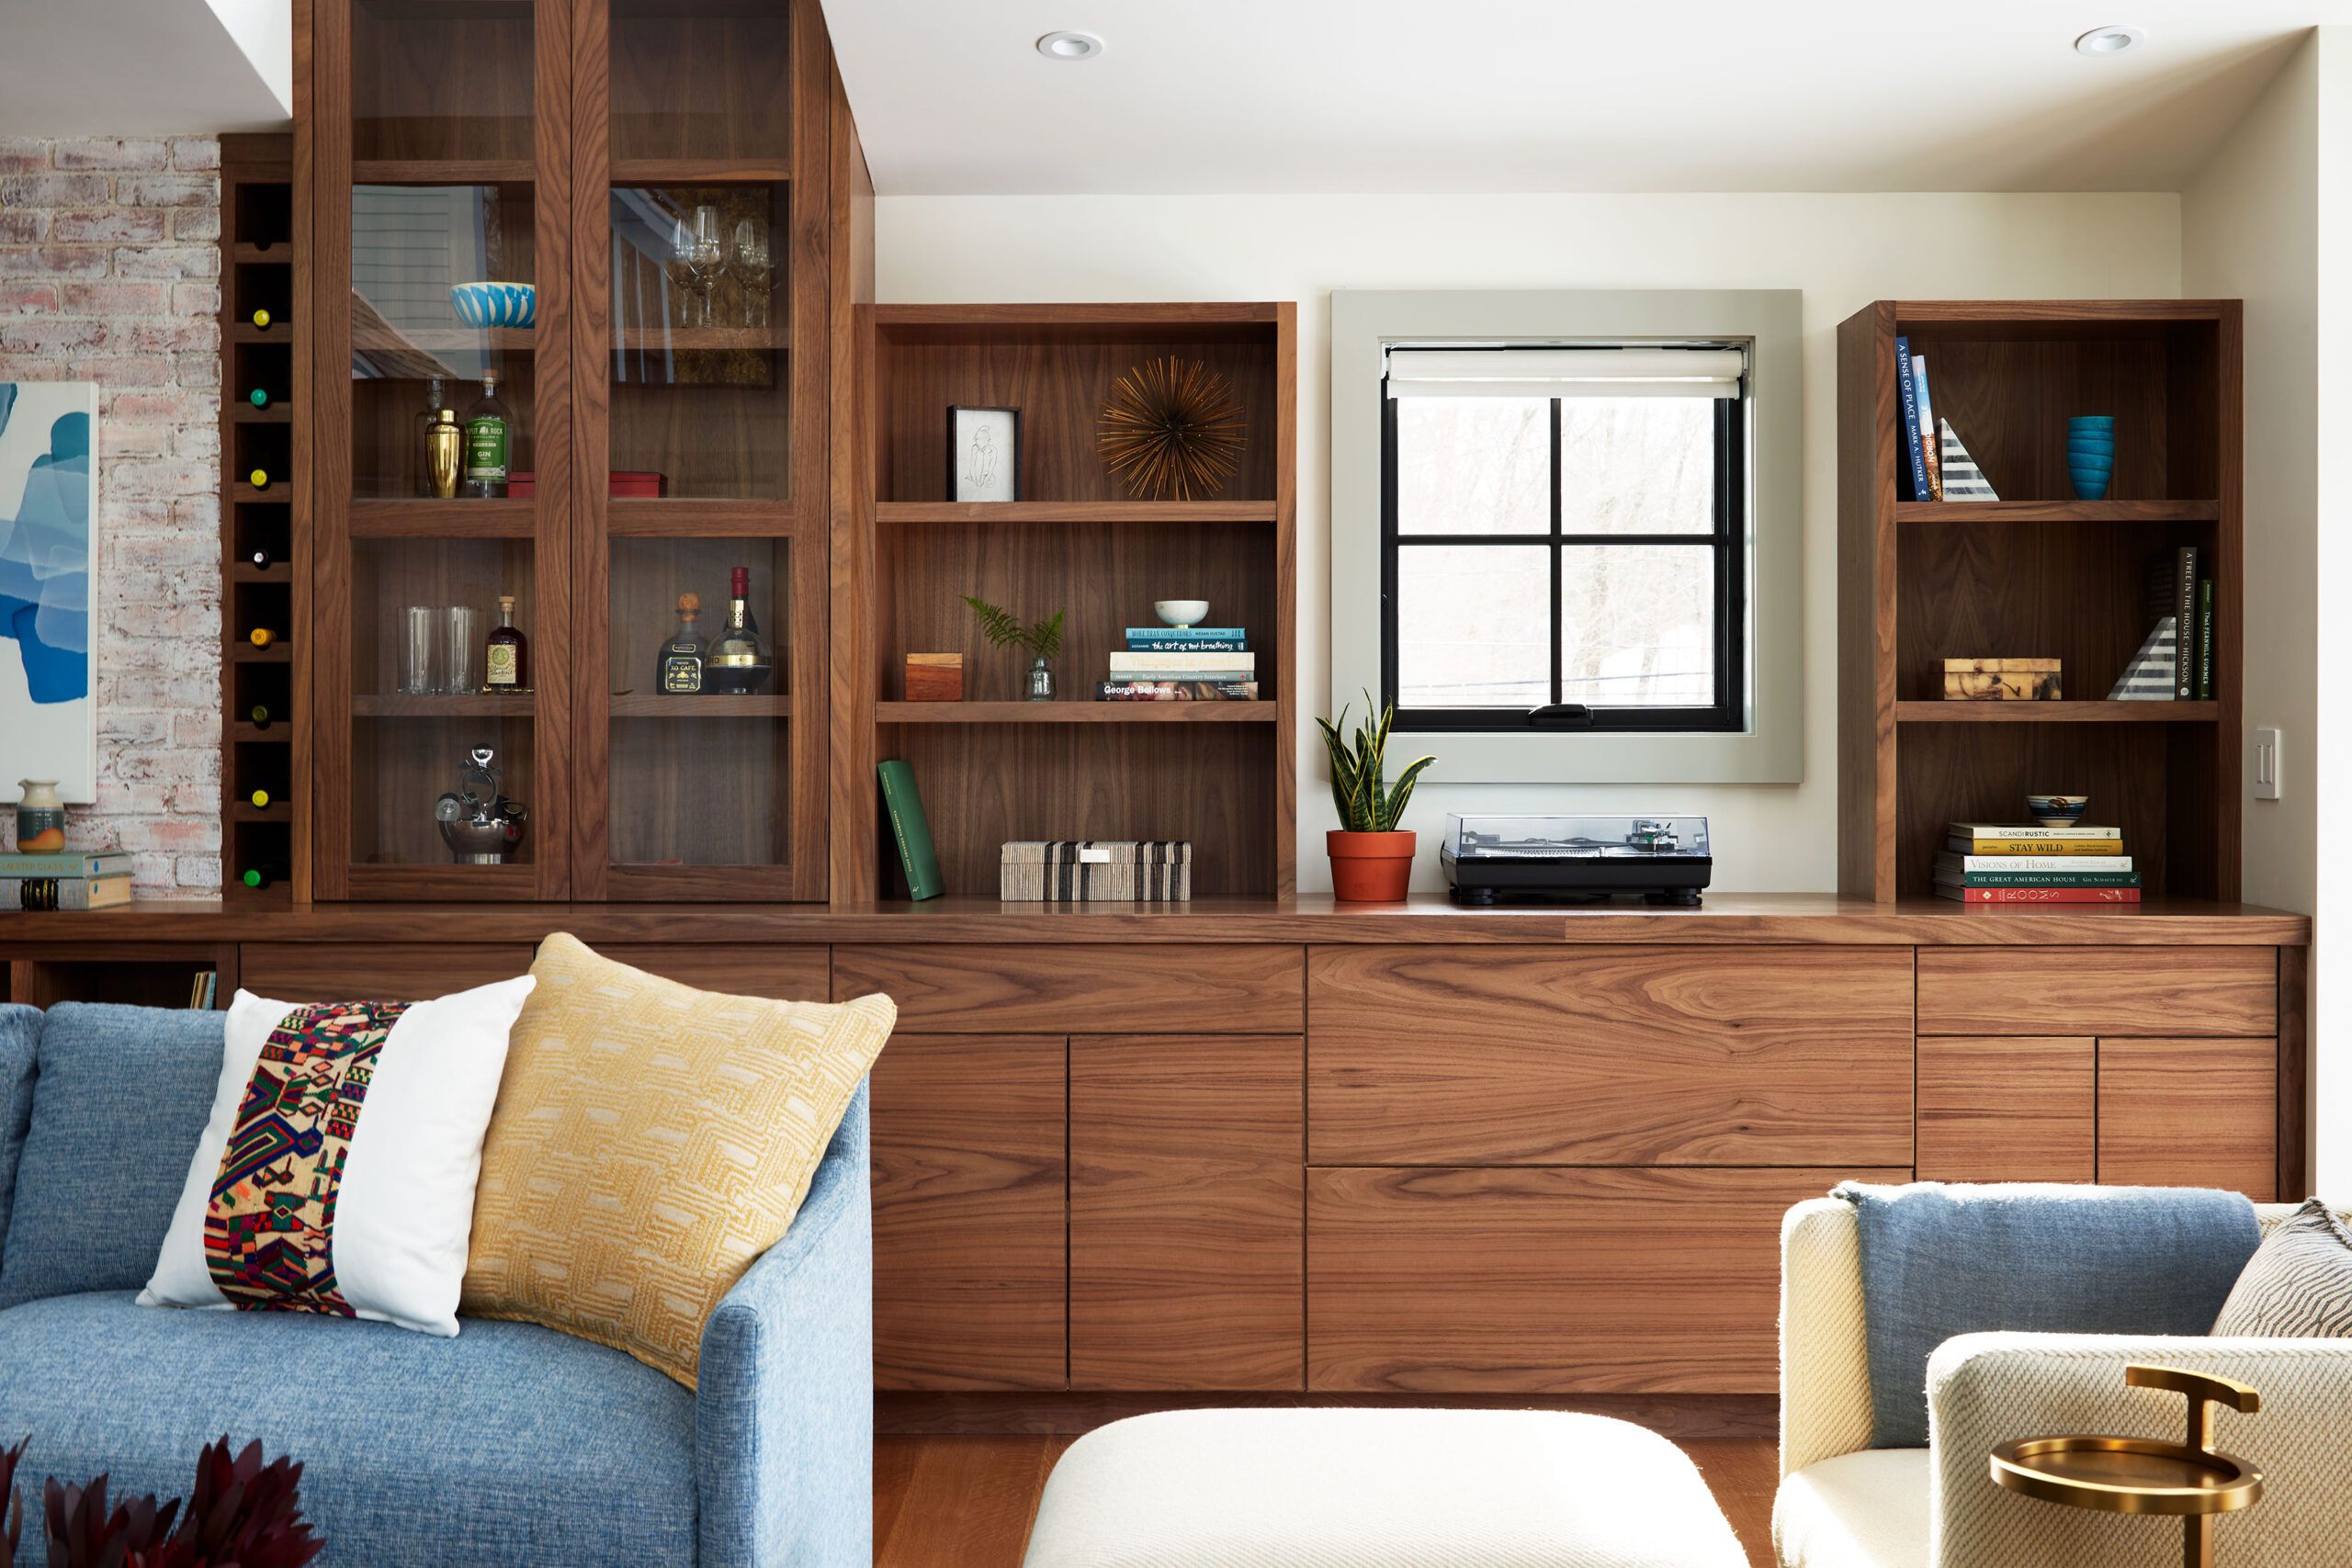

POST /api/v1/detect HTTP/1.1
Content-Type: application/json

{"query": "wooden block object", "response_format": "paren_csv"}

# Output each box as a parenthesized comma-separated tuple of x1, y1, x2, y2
(1070, 1034, 1303, 1390)
(1942, 657, 2063, 701)
(1917, 947, 2276, 1037)
(870, 1032, 1069, 1390)
(2098, 1035, 2278, 1200)
(1917, 1036, 2097, 1182)
(1306, 945, 1915, 1166)
(1306, 1166, 1913, 1393)
(905, 652, 965, 702)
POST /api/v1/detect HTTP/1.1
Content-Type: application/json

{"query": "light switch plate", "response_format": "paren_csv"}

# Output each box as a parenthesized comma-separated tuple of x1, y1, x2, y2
(2254, 727, 2282, 800)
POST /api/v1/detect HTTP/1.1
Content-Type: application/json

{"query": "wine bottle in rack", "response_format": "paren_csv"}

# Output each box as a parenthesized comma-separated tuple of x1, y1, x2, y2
(248, 387, 270, 409)
(248, 467, 271, 491)
(248, 547, 273, 570)
(248, 704, 274, 729)
(247, 626, 277, 649)
(241, 864, 286, 890)
(250, 308, 272, 330)
(248, 788, 274, 809)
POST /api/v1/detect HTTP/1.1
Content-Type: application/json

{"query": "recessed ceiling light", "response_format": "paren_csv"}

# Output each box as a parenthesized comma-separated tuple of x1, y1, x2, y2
(2075, 24, 2146, 57)
(1036, 30, 1104, 62)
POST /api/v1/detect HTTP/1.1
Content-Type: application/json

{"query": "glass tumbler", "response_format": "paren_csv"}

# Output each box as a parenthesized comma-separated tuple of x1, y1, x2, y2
(400, 605, 440, 694)
(443, 605, 484, 694)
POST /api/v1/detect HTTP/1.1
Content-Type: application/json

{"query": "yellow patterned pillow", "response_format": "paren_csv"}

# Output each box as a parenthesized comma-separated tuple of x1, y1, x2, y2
(459, 932, 895, 1386)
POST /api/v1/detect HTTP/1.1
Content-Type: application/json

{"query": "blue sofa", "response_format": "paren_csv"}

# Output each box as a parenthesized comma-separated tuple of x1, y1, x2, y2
(0, 1001, 872, 1568)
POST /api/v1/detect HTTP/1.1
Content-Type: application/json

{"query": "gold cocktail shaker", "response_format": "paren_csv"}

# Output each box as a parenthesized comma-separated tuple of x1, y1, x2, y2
(426, 408, 462, 499)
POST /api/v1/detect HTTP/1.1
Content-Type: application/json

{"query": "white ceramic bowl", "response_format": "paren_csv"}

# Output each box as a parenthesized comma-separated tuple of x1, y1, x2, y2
(1154, 599, 1210, 628)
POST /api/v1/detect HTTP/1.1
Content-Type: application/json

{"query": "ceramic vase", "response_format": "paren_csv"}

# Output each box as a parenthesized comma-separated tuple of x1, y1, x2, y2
(2067, 415, 2116, 502)
(15, 779, 65, 852)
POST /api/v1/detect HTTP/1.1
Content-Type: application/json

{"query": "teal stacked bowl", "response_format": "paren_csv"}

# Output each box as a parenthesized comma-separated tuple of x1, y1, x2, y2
(2067, 414, 2115, 501)
(449, 281, 537, 330)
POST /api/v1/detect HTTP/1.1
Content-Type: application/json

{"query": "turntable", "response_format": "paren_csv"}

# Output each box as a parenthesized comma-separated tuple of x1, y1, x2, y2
(1441, 814, 1713, 906)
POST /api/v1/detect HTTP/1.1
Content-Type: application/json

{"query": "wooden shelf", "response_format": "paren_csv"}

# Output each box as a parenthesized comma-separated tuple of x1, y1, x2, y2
(231, 323, 297, 344)
(229, 642, 290, 664)
(231, 243, 294, 265)
(353, 159, 533, 185)
(349, 498, 536, 537)
(612, 158, 789, 185)
(876, 500, 1279, 525)
(354, 694, 538, 718)
(231, 406, 293, 424)
(1895, 500, 2222, 524)
(232, 484, 290, 504)
(355, 325, 538, 354)
(610, 693, 793, 717)
(229, 564, 292, 584)
(228, 723, 291, 743)
(878, 701, 1277, 725)
(1895, 701, 2220, 724)
(612, 326, 786, 352)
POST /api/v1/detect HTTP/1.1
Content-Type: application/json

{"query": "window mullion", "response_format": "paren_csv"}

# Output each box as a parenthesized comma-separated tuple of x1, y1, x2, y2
(1549, 398, 1563, 707)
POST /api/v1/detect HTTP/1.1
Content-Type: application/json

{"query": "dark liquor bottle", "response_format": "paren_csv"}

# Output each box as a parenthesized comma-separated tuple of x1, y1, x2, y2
(248, 704, 274, 728)
(485, 593, 530, 694)
(704, 565, 773, 694)
(658, 592, 706, 694)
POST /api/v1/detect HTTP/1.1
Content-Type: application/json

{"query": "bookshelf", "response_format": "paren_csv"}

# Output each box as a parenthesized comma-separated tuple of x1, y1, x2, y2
(219, 134, 305, 908)
(1838, 299, 2242, 902)
(835, 302, 1298, 903)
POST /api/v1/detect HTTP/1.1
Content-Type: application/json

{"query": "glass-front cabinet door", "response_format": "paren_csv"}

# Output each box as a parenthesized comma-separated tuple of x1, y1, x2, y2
(570, 0, 830, 899)
(314, 0, 575, 898)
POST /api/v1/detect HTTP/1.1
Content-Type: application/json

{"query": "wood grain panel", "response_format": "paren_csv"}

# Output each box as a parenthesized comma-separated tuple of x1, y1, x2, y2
(2098, 1036, 2278, 1201)
(1307, 1166, 1911, 1393)
(1070, 1034, 1302, 1390)
(836, 943, 1301, 1033)
(1917, 946, 2275, 1036)
(1917, 1036, 2095, 1182)
(1306, 946, 1914, 1166)
(238, 942, 534, 999)
(593, 942, 828, 1000)
(870, 1032, 1068, 1391)
(1837, 300, 1896, 898)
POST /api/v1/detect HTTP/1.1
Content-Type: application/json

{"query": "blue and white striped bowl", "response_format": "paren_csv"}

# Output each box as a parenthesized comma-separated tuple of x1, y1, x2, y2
(449, 281, 536, 330)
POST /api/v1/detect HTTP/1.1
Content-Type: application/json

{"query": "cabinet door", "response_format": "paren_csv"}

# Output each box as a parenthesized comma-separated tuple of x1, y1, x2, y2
(1071, 1035, 1302, 1391)
(567, 0, 830, 899)
(312, 0, 577, 900)
(239, 942, 535, 1000)
(2099, 1037, 2278, 1200)
(869, 1032, 1067, 1390)
(1917, 1037, 2096, 1183)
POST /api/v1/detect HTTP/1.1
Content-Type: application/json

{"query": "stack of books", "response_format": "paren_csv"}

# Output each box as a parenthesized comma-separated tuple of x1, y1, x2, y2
(0, 849, 134, 910)
(1098, 625, 1259, 701)
(1936, 823, 2139, 904)
(1000, 840, 1193, 902)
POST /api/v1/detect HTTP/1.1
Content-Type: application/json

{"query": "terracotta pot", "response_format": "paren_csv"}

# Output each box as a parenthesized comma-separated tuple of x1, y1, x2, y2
(1328, 829, 1416, 903)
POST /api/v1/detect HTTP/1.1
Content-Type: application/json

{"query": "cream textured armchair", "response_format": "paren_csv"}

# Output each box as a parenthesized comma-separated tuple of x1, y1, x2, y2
(1772, 1197, 2352, 1568)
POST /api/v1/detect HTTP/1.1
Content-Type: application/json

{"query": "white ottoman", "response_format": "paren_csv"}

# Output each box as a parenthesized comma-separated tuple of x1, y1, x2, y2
(1021, 1407, 1748, 1567)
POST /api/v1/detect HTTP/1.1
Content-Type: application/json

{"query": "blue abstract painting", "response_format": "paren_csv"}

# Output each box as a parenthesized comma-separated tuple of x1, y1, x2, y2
(0, 382, 97, 805)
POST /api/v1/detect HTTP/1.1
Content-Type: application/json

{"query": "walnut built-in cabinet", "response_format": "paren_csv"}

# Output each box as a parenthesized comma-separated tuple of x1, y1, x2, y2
(303, 0, 834, 902)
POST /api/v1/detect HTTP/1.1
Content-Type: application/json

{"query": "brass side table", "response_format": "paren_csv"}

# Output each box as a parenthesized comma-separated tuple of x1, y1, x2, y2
(1990, 1364, 2264, 1568)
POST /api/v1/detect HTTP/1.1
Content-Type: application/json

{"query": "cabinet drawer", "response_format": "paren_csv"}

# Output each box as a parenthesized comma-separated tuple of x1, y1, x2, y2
(1917, 947, 2276, 1037)
(1308, 946, 1914, 1166)
(1307, 1165, 1910, 1393)
(835, 944, 1302, 1033)
(238, 942, 535, 1000)
(595, 944, 829, 1001)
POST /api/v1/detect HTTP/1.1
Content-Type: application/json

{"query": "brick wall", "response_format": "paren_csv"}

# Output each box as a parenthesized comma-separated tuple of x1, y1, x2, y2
(0, 136, 222, 896)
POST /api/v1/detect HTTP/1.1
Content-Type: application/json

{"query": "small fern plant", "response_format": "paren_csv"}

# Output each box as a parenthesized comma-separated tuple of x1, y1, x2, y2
(1317, 692, 1436, 834)
(961, 595, 1066, 661)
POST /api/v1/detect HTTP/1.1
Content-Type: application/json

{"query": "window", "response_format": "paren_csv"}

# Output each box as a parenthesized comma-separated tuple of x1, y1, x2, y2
(1380, 345, 1746, 732)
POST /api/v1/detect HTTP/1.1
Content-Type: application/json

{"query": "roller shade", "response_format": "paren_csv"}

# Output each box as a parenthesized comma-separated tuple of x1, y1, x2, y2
(1385, 346, 1746, 400)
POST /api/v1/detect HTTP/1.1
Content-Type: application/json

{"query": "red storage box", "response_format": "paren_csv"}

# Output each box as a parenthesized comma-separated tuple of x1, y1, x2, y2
(506, 471, 668, 499)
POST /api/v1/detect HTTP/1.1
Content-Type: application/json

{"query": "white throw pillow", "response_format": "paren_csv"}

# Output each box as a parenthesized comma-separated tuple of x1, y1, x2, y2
(140, 978, 534, 1337)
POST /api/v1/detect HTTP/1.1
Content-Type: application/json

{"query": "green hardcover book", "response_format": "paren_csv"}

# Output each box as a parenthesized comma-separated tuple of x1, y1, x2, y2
(876, 759, 943, 902)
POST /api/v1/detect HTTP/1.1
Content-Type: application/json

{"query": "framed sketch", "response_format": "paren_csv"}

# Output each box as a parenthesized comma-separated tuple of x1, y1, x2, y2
(948, 405, 1020, 502)
(0, 381, 97, 806)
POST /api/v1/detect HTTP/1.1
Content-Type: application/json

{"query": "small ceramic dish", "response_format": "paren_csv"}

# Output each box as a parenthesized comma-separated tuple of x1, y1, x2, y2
(1155, 599, 1210, 628)
(449, 281, 537, 330)
(2027, 793, 2088, 826)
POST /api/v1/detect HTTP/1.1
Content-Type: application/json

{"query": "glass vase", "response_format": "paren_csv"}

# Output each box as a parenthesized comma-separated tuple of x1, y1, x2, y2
(1026, 656, 1055, 702)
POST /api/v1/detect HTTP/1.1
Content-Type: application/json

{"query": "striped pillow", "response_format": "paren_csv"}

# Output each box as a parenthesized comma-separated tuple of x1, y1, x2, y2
(2211, 1199, 2352, 1337)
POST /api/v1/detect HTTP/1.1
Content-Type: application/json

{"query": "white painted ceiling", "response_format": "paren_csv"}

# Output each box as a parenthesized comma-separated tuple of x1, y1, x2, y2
(827, 1, 2333, 195)
(0, 1, 289, 137)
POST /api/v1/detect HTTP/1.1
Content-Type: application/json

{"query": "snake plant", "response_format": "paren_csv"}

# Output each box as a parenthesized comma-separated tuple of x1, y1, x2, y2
(1317, 692, 1436, 834)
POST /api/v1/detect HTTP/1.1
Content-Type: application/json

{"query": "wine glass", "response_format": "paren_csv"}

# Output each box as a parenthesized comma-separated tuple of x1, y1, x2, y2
(685, 204, 726, 328)
(663, 219, 701, 329)
(729, 217, 774, 330)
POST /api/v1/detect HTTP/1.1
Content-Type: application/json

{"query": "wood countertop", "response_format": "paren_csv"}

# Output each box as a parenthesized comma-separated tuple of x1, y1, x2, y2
(0, 894, 2310, 947)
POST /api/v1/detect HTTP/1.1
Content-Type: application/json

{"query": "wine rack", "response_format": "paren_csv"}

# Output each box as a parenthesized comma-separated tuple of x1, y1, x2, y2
(219, 134, 304, 906)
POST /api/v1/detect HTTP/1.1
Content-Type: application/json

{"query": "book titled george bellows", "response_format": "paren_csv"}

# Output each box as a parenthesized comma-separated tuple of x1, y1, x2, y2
(1098, 681, 1259, 701)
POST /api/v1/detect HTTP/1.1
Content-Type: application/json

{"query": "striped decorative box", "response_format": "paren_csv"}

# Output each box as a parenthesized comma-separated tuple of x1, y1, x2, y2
(1001, 840, 1193, 902)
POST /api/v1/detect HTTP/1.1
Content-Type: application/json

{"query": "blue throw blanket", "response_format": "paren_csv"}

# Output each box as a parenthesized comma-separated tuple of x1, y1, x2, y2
(1834, 1181, 2261, 1448)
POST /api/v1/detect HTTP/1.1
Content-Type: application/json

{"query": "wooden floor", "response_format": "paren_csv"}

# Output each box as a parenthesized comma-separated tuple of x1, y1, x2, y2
(876, 1433, 1780, 1567)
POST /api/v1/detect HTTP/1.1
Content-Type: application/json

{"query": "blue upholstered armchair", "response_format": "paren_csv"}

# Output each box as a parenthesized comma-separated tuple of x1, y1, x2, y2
(0, 1002, 872, 1568)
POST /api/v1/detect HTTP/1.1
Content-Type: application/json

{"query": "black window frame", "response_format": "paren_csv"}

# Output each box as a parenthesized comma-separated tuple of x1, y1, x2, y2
(1378, 356, 1748, 734)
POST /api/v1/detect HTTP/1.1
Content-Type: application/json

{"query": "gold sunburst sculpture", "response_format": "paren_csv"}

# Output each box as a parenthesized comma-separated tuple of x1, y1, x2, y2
(1097, 356, 1246, 502)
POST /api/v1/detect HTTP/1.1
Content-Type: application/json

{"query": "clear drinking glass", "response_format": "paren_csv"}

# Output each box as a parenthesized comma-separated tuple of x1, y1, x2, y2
(729, 216, 773, 328)
(400, 605, 440, 694)
(443, 605, 484, 694)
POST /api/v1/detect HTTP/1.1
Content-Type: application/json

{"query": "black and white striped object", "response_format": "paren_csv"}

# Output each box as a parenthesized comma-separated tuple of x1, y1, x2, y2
(1000, 840, 1193, 902)
(2212, 1199, 2352, 1336)
(1939, 419, 1997, 501)
(2109, 618, 2178, 699)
